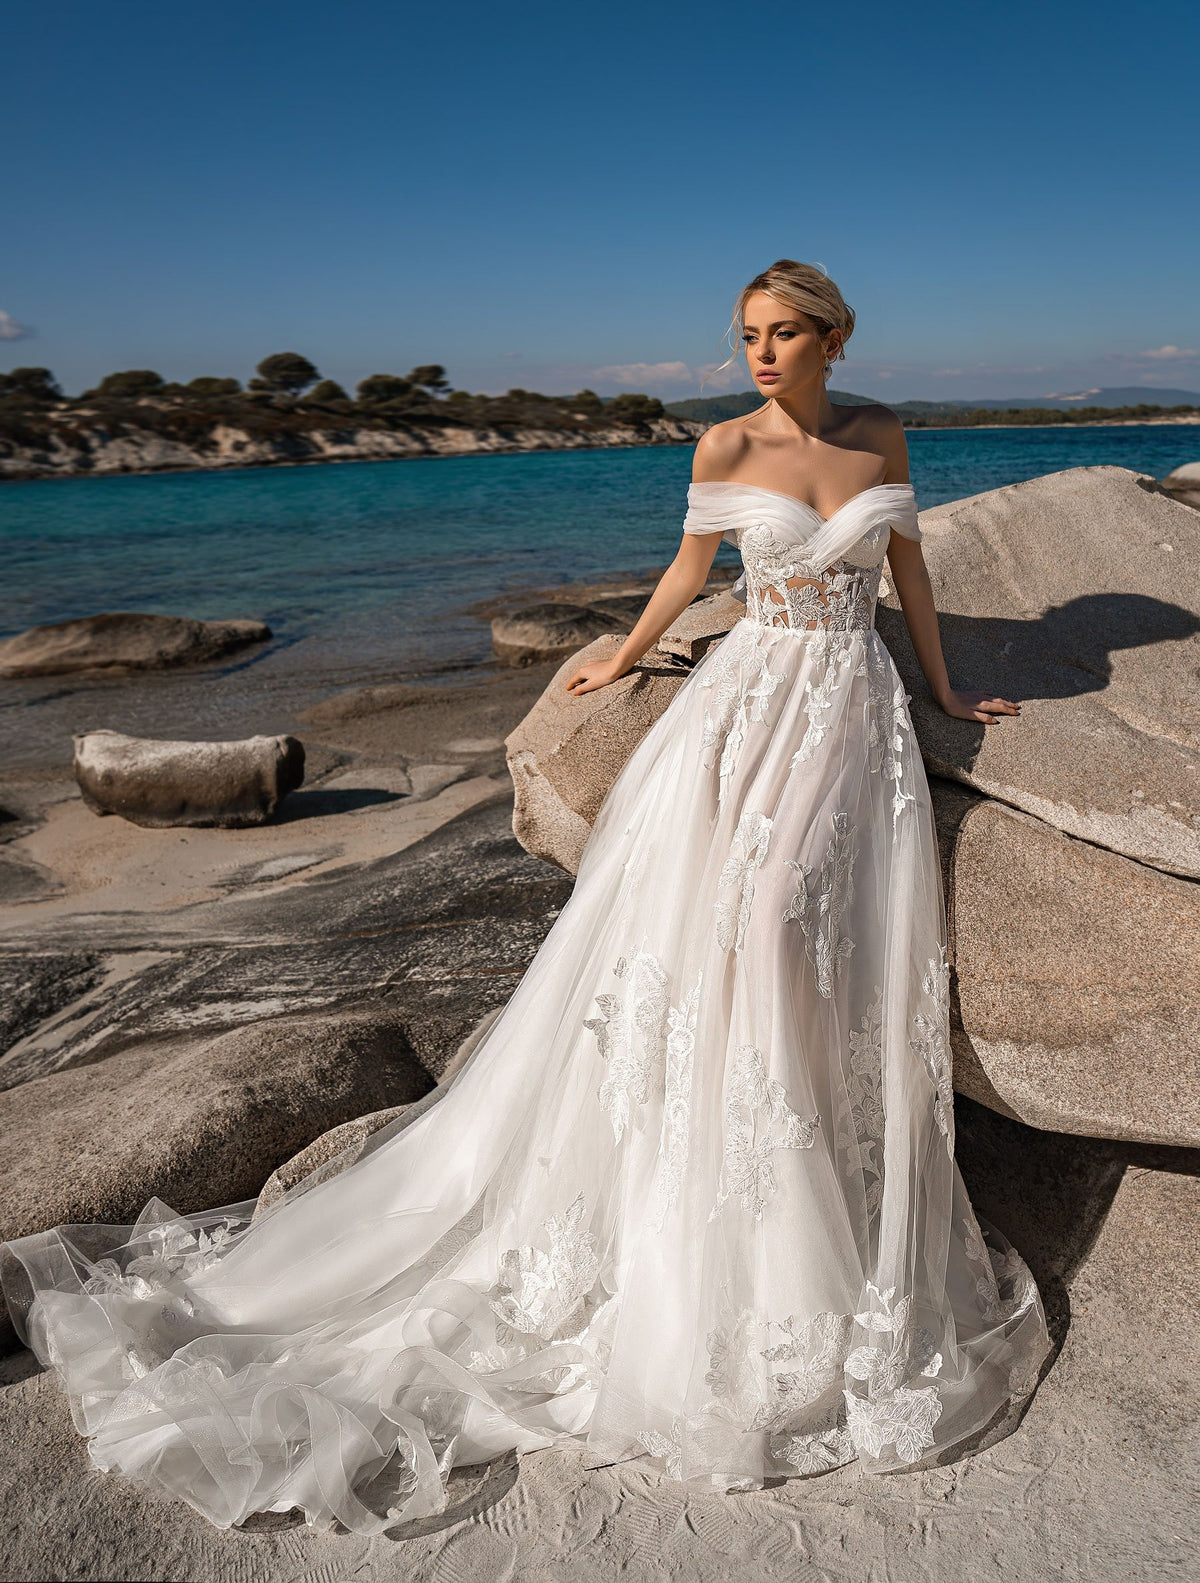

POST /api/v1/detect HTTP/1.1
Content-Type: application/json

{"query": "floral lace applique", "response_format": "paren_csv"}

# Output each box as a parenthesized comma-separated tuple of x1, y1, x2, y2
(791, 642, 856, 763)
(760, 1309, 856, 1427)
(698, 626, 784, 803)
(909, 946, 954, 1147)
(708, 1044, 820, 1222)
(585, 950, 670, 1142)
(961, 1217, 1041, 1330)
(773, 1409, 855, 1474)
(715, 810, 773, 953)
(865, 647, 917, 827)
(649, 971, 704, 1232)
(837, 985, 885, 1217)
(842, 1281, 944, 1463)
(82, 1217, 242, 1305)
(487, 1191, 604, 1344)
(738, 525, 883, 634)
(782, 811, 857, 997)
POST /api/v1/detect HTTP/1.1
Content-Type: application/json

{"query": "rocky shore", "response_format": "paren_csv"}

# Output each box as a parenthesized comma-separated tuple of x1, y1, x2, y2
(0, 413, 705, 482)
(0, 464, 1196, 1581)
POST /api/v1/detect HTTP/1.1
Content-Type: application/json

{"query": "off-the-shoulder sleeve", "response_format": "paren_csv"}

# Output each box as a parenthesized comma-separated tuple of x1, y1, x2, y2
(887, 489, 922, 540)
(680, 487, 741, 545)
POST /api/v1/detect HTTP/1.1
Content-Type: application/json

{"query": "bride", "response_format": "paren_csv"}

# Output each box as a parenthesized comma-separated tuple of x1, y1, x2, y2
(1, 259, 1052, 1535)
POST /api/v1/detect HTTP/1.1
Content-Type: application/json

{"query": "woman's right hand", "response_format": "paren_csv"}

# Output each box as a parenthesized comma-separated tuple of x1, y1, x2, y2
(564, 656, 630, 695)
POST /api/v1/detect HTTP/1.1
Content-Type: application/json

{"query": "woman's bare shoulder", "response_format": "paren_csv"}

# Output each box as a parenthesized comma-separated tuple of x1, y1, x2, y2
(840, 402, 910, 482)
(692, 417, 753, 481)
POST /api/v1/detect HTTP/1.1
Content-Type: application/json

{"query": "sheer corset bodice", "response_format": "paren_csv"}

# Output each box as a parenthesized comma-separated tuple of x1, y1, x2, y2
(681, 480, 921, 636)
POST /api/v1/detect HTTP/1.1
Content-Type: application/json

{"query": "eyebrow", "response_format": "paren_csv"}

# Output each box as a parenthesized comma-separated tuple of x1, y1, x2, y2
(742, 319, 801, 331)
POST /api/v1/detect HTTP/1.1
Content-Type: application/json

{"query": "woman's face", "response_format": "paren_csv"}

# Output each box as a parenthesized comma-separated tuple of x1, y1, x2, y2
(741, 291, 838, 397)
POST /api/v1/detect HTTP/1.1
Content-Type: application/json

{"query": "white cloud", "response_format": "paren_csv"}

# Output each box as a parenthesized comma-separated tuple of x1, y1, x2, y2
(586, 359, 753, 396)
(0, 311, 32, 342)
(1140, 344, 1199, 362)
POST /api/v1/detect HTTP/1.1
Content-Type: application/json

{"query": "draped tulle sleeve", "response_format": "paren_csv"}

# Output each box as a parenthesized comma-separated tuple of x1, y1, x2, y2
(681, 488, 742, 546)
(886, 490, 922, 540)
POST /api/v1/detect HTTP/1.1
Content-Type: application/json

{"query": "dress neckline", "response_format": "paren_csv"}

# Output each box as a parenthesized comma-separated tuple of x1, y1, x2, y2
(690, 478, 915, 524)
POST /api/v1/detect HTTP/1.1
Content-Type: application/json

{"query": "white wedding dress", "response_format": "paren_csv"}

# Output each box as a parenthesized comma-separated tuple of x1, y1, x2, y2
(2, 479, 1053, 1534)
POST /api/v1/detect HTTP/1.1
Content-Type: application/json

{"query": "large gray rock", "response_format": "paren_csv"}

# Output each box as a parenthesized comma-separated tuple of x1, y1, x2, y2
(878, 465, 1200, 878)
(0, 1003, 435, 1336)
(73, 728, 305, 828)
(0, 612, 271, 677)
(934, 782, 1198, 1148)
(657, 588, 744, 661)
(505, 635, 691, 873)
(252, 1006, 503, 1218)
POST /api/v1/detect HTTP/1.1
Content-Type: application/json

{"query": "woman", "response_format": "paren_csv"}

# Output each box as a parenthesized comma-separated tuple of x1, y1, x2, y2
(1, 260, 1052, 1534)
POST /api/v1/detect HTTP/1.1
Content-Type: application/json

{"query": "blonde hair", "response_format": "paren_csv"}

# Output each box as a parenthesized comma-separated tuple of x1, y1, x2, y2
(704, 259, 855, 389)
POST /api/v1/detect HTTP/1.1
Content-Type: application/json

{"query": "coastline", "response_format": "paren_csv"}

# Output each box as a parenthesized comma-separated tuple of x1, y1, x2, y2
(4, 412, 1198, 485)
(0, 415, 706, 484)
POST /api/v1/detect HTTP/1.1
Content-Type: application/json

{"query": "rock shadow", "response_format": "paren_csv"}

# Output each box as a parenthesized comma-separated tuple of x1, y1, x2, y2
(878, 591, 1199, 774)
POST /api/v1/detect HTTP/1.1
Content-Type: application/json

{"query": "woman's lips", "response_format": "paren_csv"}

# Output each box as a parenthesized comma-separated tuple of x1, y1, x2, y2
(756, 371, 780, 381)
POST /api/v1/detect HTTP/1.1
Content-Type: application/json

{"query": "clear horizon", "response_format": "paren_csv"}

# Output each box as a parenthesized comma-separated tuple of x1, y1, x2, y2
(4, 0, 1196, 404)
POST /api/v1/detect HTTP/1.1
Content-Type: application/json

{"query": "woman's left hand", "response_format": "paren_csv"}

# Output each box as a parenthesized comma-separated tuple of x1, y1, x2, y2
(937, 688, 1021, 725)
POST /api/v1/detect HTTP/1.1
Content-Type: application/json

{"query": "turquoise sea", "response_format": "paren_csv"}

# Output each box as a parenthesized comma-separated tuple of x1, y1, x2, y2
(2, 425, 1196, 678)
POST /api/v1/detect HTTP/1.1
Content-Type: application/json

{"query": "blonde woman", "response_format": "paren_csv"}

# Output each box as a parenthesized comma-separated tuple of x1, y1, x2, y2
(3, 260, 1051, 1533)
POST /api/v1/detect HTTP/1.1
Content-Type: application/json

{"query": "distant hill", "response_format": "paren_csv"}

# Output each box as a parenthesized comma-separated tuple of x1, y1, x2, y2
(665, 385, 1200, 424)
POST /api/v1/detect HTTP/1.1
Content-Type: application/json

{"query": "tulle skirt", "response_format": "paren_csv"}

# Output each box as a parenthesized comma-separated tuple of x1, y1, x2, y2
(1, 615, 1053, 1533)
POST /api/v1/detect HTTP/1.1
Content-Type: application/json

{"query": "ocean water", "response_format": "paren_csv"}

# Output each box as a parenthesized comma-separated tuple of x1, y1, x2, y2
(2, 424, 1195, 676)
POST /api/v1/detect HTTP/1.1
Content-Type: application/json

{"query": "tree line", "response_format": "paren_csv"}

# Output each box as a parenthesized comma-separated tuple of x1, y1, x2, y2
(0, 354, 666, 425)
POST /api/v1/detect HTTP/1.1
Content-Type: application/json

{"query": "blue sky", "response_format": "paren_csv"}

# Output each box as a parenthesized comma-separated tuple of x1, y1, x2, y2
(3, 0, 1197, 403)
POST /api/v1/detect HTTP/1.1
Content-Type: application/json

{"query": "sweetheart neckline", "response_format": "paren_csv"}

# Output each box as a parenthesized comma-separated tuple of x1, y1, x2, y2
(689, 478, 915, 524)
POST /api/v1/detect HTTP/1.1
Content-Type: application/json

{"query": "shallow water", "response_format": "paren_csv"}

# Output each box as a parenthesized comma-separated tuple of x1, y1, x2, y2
(2, 425, 1195, 675)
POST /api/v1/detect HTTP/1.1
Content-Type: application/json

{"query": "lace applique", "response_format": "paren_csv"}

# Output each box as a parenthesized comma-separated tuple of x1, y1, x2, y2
(909, 946, 954, 1147)
(585, 950, 670, 1142)
(715, 810, 773, 953)
(82, 1218, 242, 1304)
(773, 1409, 855, 1474)
(635, 1421, 685, 1479)
(961, 1217, 1041, 1329)
(843, 1282, 944, 1463)
(698, 626, 784, 802)
(837, 985, 885, 1217)
(708, 1044, 820, 1222)
(738, 525, 883, 634)
(649, 972, 703, 1231)
(865, 648, 916, 826)
(760, 1309, 856, 1425)
(791, 642, 856, 763)
(782, 811, 857, 997)
(487, 1191, 604, 1344)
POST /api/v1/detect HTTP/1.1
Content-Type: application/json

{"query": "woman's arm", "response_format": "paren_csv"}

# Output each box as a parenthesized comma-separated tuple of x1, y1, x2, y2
(872, 411, 1019, 726)
(886, 536, 1018, 724)
(563, 531, 722, 695)
(563, 428, 734, 695)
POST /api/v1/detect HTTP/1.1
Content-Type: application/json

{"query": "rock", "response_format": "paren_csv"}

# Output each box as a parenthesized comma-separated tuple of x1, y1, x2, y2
(504, 635, 692, 873)
(1160, 459, 1200, 510)
(933, 782, 1198, 1148)
(657, 589, 744, 661)
(0, 612, 271, 677)
(0, 1004, 436, 1338)
(877, 465, 1200, 878)
(252, 1006, 503, 1218)
(73, 728, 305, 828)
(491, 602, 629, 666)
